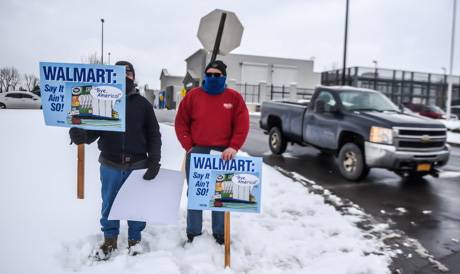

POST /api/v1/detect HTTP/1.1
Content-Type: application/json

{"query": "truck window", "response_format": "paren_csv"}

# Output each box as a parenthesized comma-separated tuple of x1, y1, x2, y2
(339, 90, 399, 112)
(316, 91, 336, 112)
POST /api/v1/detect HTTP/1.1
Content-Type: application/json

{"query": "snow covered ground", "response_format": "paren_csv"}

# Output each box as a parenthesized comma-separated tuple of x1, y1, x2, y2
(0, 110, 391, 274)
(439, 119, 460, 145)
(448, 132, 460, 145)
(442, 119, 460, 145)
(440, 119, 460, 131)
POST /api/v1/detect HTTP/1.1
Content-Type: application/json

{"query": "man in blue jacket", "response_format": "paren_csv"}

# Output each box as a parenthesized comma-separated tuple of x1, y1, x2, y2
(69, 61, 161, 260)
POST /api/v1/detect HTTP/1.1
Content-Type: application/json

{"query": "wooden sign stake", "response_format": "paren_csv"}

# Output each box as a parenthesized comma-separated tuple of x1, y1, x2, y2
(77, 144, 85, 199)
(224, 211, 231, 268)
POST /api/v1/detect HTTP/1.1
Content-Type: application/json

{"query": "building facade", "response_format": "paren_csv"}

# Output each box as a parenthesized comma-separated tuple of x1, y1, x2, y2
(159, 50, 321, 109)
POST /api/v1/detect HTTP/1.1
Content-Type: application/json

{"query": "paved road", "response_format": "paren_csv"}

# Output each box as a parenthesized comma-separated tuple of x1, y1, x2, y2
(156, 110, 460, 273)
(243, 115, 460, 273)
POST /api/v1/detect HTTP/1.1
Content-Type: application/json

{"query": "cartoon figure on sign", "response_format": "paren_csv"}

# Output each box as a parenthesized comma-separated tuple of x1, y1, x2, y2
(71, 87, 82, 124)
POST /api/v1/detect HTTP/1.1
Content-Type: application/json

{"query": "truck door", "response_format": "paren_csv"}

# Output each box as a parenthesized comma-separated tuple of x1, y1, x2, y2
(304, 90, 340, 149)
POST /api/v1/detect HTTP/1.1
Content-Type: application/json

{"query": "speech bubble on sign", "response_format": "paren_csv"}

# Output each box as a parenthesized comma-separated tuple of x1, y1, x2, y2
(90, 86, 123, 101)
(232, 174, 259, 187)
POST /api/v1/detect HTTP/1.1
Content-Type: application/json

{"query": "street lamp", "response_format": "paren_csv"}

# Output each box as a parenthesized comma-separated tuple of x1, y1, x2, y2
(101, 18, 105, 64)
(446, 0, 457, 117)
(372, 60, 378, 90)
(372, 60, 378, 71)
(342, 0, 350, 86)
(441, 67, 447, 75)
(108, 52, 111, 65)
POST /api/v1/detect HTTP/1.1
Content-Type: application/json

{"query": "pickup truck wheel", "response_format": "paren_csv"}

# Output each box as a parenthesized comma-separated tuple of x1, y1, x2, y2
(269, 127, 287, 155)
(338, 143, 369, 181)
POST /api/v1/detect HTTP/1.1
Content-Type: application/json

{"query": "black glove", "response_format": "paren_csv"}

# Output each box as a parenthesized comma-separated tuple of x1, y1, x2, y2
(69, 127, 87, 145)
(143, 161, 160, 180)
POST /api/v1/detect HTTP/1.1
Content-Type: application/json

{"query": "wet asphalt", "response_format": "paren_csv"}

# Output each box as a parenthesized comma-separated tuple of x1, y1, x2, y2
(156, 110, 460, 273)
(244, 115, 460, 274)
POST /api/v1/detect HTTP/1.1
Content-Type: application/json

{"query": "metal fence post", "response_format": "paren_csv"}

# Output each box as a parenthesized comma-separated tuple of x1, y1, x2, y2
(258, 82, 267, 104)
(270, 84, 274, 100)
(289, 83, 297, 100)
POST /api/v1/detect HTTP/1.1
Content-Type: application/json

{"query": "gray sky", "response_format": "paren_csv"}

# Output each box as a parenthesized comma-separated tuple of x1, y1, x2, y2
(1, 0, 459, 89)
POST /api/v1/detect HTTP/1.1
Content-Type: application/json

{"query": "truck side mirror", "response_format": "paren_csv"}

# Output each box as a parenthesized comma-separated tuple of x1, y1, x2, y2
(315, 100, 326, 114)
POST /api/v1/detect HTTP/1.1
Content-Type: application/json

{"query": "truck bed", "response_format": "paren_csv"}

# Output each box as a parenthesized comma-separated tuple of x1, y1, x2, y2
(260, 101, 309, 143)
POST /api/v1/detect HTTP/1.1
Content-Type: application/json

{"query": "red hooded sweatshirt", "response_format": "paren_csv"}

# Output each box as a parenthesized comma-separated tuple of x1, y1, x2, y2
(175, 87, 249, 152)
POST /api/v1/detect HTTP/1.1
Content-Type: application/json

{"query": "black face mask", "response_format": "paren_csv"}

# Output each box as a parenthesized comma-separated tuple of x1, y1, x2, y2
(126, 77, 135, 94)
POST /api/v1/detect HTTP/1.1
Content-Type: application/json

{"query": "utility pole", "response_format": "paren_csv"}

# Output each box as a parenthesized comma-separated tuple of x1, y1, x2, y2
(342, 0, 350, 86)
(447, 0, 457, 117)
(101, 18, 105, 64)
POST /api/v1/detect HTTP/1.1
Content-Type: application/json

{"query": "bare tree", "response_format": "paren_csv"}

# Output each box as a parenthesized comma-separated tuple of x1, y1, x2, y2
(82, 52, 102, 64)
(24, 73, 39, 92)
(0, 67, 20, 92)
(0, 68, 9, 93)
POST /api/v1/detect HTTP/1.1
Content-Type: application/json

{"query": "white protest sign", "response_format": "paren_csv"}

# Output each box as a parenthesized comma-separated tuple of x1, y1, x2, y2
(108, 168, 185, 225)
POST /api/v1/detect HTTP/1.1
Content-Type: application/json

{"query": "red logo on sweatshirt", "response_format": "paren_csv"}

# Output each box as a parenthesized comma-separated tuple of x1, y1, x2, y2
(223, 103, 233, 109)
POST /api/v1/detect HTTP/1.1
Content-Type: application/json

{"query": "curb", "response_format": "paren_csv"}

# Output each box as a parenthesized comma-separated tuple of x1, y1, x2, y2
(448, 142, 460, 148)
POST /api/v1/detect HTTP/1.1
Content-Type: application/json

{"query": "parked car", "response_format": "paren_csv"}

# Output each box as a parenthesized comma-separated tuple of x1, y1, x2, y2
(260, 86, 450, 181)
(0, 91, 41, 109)
(403, 103, 448, 119)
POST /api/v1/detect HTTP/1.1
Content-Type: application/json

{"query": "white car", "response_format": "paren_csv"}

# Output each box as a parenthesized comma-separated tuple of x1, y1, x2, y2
(0, 91, 41, 109)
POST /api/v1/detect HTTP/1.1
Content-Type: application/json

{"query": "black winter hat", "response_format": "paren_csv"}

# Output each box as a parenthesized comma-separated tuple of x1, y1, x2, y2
(205, 60, 227, 76)
(115, 60, 135, 79)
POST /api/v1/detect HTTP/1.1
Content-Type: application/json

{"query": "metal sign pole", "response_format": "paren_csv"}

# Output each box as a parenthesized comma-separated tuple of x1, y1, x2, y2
(210, 13, 227, 63)
(77, 144, 85, 199)
(446, 0, 457, 117)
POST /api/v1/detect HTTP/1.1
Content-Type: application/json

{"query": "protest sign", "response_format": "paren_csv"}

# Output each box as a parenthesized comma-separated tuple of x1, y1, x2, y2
(109, 168, 185, 225)
(188, 154, 262, 213)
(39, 62, 126, 132)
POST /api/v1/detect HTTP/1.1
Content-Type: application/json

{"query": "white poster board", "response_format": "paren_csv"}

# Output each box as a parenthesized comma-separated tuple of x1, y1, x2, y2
(108, 168, 185, 225)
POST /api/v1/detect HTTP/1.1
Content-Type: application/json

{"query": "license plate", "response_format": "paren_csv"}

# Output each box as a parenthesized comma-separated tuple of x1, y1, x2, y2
(417, 163, 431, 172)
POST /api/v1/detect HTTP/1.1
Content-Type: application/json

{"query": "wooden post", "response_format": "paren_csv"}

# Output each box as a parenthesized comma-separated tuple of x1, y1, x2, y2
(77, 144, 85, 199)
(224, 211, 231, 268)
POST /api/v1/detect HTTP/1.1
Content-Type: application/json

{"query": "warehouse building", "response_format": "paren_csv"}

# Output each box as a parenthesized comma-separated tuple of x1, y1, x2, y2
(159, 49, 321, 109)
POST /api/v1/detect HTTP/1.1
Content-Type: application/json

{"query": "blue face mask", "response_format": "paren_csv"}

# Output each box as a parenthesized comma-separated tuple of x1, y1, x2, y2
(203, 76, 226, 95)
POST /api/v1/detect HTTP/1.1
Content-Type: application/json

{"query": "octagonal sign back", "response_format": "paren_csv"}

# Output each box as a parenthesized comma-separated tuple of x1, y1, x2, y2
(197, 9, 244, 55)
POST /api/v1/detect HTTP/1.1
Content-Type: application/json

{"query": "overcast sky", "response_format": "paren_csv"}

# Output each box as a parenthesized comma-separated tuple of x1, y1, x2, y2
(1, 0, 459, 89)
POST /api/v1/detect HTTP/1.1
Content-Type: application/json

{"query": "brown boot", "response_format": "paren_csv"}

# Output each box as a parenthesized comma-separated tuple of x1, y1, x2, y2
(128, 240, 142, 256)
(94, 236, 118, 260)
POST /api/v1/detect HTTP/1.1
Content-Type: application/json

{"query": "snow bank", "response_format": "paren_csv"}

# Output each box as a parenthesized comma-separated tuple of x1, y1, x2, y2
(440, 119, 460, 131)
(448, 132, 460, 145)
(0, 110, 390, 274)
(438, 119, 460, 144)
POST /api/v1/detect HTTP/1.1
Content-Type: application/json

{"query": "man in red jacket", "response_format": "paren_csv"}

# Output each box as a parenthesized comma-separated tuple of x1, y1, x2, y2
(175, 60, 249, 244)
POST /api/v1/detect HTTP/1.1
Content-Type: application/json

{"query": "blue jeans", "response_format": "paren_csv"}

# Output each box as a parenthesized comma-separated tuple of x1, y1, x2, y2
(186, 146, 225, 237)
(100, 164, 146, 241)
